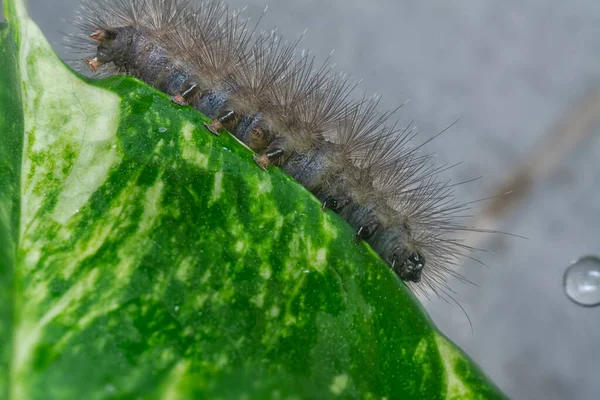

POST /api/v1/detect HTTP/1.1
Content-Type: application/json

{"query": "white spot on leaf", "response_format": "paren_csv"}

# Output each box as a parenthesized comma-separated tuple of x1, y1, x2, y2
(330, 374, 349, 395)
(209, 171, 223, 204)
(434, 334, 473, 399)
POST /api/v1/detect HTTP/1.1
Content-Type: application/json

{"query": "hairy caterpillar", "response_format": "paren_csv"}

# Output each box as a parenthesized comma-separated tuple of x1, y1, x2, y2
(65, 0, 480, 296)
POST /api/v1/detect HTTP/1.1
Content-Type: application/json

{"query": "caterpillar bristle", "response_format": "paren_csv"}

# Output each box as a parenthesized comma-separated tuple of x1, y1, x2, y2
(65, 0, 491, 296)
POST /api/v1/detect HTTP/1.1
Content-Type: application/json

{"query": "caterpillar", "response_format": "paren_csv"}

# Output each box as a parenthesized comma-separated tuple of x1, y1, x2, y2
(65, 0, 480, 296)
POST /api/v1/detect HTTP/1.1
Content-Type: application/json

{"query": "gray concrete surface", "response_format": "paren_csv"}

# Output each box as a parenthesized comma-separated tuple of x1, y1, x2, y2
(6, 0, 600, 398)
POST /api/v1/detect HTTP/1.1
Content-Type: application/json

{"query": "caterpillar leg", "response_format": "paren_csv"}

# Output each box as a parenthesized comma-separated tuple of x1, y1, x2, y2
(203, 110, 236, 136)
(321, 195, 349, 213)
(170, 77, 201, 106)
(253, 148, 284, 171)
(355, 223, 378, 244)
(83, 29, 117, 72)
(253, 137, 291, 171)
(83, 57, 101, 73)
(89, 30, 106, 40)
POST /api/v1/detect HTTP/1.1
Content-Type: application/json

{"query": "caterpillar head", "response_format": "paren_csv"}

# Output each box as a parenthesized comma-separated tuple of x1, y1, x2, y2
(372, 229, 425, 283)
(392, 250, 425, 283)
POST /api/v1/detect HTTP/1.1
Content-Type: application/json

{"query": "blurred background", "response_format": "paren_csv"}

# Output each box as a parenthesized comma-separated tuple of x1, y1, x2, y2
(5, 0, 600, 398)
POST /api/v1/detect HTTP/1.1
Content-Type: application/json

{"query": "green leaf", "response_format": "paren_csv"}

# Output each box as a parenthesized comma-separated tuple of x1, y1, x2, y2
(0, 0, 507, 398)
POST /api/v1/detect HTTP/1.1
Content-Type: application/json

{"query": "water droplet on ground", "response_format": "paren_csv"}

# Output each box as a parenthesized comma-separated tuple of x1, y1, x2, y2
(564, 255, 600, 307)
